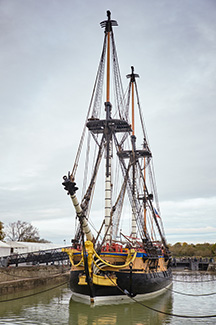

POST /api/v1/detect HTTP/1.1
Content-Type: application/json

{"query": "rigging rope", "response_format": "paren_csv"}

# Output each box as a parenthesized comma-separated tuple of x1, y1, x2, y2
(92, 33, 107, 119)
(111, 32, 125, 120)
(71, 32, 106, 179)
(113, 134, 149, 241)
(82, 131, 91, 198)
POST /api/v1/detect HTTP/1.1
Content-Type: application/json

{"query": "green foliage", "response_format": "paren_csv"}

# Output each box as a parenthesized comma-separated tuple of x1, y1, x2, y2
(0, 221, 5, 241)
(169, 242, 216, 258)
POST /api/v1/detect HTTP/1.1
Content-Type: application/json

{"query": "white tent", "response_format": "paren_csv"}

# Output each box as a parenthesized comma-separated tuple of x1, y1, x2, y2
(5, 241, 27, 255)
(15, 242, 63, 253)
(0, 241, 10, 257)
(5, 241, 66, 254)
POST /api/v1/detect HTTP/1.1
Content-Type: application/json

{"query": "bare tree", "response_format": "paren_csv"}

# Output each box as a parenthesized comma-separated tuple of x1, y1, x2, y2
(5, 220, 49, 242)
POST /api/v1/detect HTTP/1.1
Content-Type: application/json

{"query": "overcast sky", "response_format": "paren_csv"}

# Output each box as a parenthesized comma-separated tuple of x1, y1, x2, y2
(0, 0, 216, 245)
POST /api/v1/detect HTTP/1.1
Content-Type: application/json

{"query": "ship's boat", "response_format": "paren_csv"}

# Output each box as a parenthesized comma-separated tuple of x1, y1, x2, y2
(62, 10, 172, 305)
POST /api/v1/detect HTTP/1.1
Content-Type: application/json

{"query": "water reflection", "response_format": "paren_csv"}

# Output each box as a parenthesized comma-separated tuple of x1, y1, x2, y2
(1, 272, 216, 324)
(0, 284, 70, 324)
(69, 290, 173, 325)
(0, 284, 173, 325)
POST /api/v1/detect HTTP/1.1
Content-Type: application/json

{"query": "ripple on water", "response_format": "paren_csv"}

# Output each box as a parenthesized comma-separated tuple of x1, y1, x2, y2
(0, 273, 215, 325)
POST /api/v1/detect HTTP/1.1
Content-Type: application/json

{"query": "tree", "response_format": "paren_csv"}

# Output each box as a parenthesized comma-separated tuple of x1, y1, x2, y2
(169, 242, 216, 258)
(0, 221, 5, 241)
(5, 220, 50, 243)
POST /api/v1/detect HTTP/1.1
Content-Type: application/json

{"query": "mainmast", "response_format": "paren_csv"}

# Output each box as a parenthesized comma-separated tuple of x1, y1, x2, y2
(127, 67, 139, 238)
(125, 67, 169, 251)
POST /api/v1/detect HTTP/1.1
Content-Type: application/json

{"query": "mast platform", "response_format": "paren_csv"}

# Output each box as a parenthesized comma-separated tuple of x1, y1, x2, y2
(117, 149, 152, 159)
(86, 118, 132, 134)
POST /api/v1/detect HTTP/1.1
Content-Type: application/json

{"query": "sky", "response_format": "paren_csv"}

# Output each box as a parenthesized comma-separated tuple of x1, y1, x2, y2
(0, 0, 216, 245)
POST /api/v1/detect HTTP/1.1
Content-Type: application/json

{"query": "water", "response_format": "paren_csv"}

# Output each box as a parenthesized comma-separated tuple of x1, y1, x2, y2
(0, 272, 215, 324)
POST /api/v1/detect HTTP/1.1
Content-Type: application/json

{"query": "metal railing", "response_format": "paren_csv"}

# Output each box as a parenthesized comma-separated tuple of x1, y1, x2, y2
(0, 246, 71, 267)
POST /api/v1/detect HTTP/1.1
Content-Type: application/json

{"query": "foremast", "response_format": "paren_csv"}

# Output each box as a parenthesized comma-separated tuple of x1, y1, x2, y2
(101, 11, 118, 243)
(63, 11, 131, 245)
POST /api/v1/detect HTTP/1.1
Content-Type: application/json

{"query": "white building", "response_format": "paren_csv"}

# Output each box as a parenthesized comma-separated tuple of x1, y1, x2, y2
(5, 241, 67, 255)
(0, 241, 10, 257)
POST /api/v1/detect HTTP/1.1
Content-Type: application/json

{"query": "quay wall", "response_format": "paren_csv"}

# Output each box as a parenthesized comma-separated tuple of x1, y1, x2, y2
(208, 262, 216, 272)
(0, 265, 70, 296)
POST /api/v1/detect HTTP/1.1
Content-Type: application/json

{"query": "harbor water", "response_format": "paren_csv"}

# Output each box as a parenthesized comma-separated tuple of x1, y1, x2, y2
(0, 272, 215, 325)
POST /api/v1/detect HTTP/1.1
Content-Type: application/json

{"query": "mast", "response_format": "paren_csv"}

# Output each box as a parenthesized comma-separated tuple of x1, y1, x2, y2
(143, 138, 147, 236)
(127, 67, 139, 238)
(62, 11, 170, 256)
(62, 175, 94, 242)
(106, 20, 110, 102)
(101, 11, 118, 243)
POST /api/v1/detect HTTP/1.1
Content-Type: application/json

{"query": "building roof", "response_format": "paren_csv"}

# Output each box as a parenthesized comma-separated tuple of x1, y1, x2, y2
(0, 240, 10, 248)
(6, 241, 27, 248)
(5, 241, 66, 250)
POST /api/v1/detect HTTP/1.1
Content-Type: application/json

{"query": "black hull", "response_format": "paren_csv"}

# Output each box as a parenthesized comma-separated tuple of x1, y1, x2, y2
(69, 268, 172, 300)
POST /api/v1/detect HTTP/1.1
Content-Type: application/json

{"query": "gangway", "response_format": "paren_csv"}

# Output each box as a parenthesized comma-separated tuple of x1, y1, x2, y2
(0, 246, 71, 267)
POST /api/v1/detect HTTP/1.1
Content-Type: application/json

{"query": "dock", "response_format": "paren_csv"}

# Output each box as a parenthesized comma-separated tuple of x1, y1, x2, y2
(171, 257, 213, 271)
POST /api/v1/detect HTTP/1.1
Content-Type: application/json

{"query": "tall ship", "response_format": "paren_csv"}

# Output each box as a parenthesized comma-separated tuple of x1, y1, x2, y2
(62, 11, 172, 305)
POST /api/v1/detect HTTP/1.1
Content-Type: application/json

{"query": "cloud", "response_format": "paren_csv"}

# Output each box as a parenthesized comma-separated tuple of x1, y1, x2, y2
(162, 196, 216, 213)
(166, 226, 216, 235)
(161, 197, 216, 243)
(0, 0, 216, 245)
(32, 217, 75, 245)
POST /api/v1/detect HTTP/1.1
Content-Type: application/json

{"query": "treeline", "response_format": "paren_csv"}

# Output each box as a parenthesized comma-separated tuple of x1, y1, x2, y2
(169, 242, 216, 258)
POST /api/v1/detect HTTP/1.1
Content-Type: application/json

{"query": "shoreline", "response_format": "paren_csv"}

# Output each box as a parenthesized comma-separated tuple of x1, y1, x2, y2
(172, 268, 216, 275)
(0, 265, 215, 299)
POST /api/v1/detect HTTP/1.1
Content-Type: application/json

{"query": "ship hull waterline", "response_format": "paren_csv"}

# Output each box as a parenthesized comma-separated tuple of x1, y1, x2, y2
(69, 269, 172, 305)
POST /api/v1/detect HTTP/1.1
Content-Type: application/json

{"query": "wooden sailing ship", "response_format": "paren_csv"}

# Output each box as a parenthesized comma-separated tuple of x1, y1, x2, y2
(62, 11, 172, 305)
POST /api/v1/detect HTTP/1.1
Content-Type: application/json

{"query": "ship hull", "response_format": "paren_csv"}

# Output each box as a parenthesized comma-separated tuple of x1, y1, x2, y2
(69, 268, 172, 305)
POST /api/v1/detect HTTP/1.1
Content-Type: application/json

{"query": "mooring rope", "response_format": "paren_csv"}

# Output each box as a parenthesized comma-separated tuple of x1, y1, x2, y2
(0, 281, 68, 303)
(153, 274, 216, 296)
(172, 277, 216, 283)
(165, 286, 216, 297)
(127, 292, 216, 319)
(106, 274, 216, 319)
